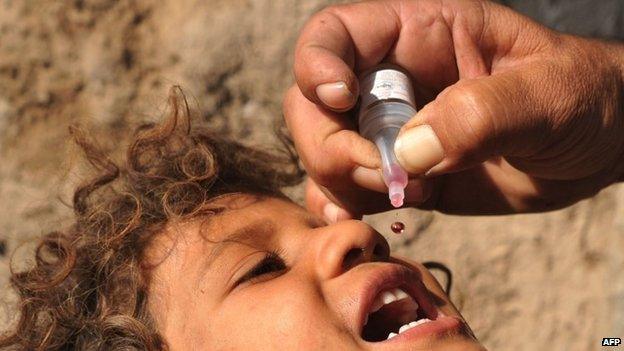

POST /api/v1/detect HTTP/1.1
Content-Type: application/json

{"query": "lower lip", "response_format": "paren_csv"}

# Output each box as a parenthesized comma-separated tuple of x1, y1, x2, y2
(377, 316, 465, 345)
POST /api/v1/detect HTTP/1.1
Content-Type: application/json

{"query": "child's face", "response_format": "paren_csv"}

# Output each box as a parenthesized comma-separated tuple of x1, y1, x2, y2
(146, 195, 485, 351)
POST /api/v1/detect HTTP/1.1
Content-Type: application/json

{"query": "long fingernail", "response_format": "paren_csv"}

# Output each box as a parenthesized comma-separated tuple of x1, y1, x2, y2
(394, 125, 444, 174)
(322, 202, 350, 224)
(316, 81, 354, 110)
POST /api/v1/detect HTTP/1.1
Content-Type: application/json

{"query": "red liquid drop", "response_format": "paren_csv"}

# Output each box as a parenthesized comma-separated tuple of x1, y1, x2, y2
(391, 221, 405, 234)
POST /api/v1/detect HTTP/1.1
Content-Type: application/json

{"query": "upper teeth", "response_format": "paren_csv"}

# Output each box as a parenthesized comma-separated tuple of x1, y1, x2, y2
(387, 319, 432, 340)
(370, 288, 413, 313)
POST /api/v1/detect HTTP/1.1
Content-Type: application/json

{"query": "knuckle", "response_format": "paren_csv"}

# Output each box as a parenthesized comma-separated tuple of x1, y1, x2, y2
(446, 81, 490, 118)
(438, 82, 496, 154)
(308, 134, 352, 188)
(308, 155, 336, 188)
(318, 4, 343, 17)
(298, 143, 338, 189)
(300, 5, 342, 43)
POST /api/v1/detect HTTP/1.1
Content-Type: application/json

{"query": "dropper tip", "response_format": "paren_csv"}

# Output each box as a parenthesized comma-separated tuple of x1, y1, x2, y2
(388, 182, 405, 208)
(390, 195, 404, 208)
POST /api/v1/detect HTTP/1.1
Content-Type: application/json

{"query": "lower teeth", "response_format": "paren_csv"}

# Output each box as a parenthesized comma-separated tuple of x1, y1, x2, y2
(386, 318, 432, 340)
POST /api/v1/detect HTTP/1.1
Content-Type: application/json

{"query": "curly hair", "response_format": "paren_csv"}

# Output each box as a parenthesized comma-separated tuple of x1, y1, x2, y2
(0, 87, 304, 350)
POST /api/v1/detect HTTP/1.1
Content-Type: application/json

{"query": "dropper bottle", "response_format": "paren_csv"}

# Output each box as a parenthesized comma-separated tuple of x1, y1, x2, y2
(358, 64, 416, 208)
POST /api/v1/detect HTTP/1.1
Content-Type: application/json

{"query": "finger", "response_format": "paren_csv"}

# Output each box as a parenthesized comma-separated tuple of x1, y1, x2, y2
(294, 2, 401, 110)
(394, 63, 559, 178)
(304, 178, 353, 224)
(285, 86, 431, 214)
(283, 85, 382, 190)
(294, 0, 546, 111)
(387, 0, 555, 104)
(311, 176, 431, 218)
(388, 0, 563, 178)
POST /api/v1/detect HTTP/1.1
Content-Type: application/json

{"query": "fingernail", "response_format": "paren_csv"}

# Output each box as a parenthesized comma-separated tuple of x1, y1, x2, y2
(315, 81, 354, 110)
(351, 166, 385, 192)
(322, 202, 350, 224)
(424, 160, 450, 177)
(394, 125, 444, 174)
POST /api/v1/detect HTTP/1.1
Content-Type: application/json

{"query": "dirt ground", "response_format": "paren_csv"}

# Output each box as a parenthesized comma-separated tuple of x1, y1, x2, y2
(1, 1, 623, 350)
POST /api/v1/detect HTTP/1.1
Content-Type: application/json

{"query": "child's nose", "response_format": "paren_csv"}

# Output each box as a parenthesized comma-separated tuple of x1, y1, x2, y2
(312, 220, 390, 280)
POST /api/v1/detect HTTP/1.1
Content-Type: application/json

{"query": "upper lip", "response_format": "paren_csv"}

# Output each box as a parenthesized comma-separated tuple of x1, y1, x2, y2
(355, 262, 436, 338)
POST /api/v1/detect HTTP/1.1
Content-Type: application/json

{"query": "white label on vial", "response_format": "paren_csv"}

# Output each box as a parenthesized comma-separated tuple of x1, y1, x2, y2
(359, 69, 415, 109)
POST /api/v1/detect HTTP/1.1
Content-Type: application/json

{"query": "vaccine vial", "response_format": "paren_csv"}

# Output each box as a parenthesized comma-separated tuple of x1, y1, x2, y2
(358, 64, 417, 207)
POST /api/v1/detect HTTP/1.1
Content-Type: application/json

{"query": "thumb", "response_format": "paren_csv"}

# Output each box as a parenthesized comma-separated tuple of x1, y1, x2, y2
(394, 70, 546, 176)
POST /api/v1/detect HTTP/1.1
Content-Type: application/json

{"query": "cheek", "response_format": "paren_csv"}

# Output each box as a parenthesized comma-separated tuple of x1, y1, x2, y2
(207, 282, 336, 350)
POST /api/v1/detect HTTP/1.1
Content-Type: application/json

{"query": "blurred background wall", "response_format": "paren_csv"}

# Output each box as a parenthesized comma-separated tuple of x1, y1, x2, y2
(0, 1, 622, 350)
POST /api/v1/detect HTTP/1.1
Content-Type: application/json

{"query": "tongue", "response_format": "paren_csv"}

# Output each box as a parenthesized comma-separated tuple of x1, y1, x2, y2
(362, 298, 420, 342)
(377, 298, 419, 323)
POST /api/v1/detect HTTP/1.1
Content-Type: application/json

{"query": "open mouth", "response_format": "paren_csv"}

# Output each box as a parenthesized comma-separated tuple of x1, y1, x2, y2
(361, 287, 437, 342)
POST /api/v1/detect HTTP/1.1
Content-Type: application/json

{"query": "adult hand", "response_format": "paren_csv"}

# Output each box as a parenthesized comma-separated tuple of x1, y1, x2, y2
(283, 0, 624, 222)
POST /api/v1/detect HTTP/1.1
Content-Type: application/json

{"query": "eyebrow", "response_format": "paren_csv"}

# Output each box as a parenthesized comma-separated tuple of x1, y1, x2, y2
(196, 213, 324, 287)
(200, 219, 277, 272)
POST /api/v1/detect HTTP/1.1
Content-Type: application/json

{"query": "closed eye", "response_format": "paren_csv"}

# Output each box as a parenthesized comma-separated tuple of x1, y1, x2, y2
(235, 250, 287, 286)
